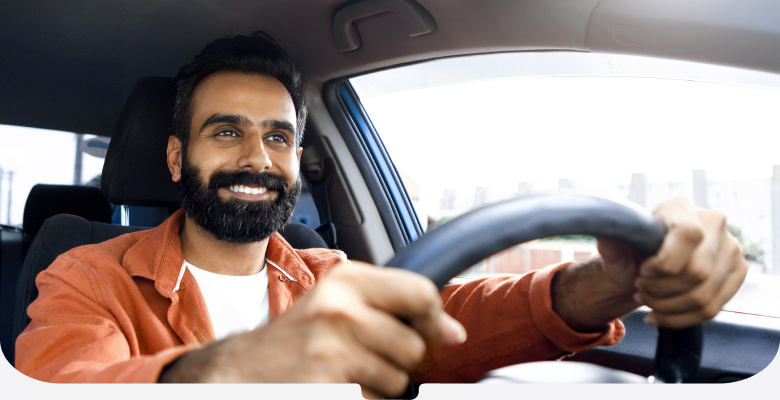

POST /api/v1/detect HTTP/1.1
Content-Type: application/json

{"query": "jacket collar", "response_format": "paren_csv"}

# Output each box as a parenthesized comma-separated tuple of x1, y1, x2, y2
(123, 209, 186, 297)
(123, 210, 316, 320)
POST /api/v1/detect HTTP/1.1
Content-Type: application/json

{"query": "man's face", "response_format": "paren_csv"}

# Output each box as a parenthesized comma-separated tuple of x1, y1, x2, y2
(169, 71, 303, 243)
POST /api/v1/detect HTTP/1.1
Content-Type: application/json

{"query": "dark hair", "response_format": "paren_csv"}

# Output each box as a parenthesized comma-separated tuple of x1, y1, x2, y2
(173, 31, 307, 148)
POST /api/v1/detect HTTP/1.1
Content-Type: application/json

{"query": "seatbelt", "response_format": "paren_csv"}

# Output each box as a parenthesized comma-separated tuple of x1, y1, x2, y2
(311, 159, 338, 249)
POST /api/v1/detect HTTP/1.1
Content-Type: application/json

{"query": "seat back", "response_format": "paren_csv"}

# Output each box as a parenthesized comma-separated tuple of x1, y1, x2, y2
(0, 224, 23, 365)
(22, 184, 113, 252)
(1, 184, 112, 365)
(13, 215, 145, 352)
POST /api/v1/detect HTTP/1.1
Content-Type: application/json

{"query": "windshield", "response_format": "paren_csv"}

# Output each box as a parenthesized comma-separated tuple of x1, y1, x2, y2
(350, 51, 780, 318)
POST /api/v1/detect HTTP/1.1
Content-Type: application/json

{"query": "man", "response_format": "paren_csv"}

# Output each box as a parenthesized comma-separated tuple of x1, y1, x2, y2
(15, 32, 747, 398)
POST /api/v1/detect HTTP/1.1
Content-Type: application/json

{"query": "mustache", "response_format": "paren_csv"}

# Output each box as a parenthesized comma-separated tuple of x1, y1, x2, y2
(207, 170, 290, 193)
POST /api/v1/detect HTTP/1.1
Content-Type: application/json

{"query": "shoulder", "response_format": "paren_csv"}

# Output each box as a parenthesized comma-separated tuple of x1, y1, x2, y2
(40, 229, 150, 284)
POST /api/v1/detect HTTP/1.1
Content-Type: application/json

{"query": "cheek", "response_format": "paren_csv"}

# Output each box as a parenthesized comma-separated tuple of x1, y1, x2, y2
(185, 148, 223, 183)
(276, 152, 300, 182)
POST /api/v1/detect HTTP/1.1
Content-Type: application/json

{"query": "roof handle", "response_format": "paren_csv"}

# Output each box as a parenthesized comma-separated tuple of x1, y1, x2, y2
(332, 0, 436, 52)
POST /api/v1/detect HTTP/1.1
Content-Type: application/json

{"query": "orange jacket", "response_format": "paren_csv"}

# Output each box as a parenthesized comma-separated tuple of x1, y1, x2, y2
(15, 210, 622, 383)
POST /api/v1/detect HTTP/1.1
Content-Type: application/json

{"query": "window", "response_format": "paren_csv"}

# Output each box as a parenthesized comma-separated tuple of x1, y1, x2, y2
(350, 51, 780, 317)
(0, 125, 108, 227)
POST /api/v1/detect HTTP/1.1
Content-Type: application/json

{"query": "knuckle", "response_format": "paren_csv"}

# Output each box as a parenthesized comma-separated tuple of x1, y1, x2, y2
(308, 293, 349, 319)
(701, 305, 719, 320)
(404, 273, 440, 311)
(700, 209, 726, 229)
(713, 211, 727, 230)
(688, 262, 709, 284)
(689, 290, 710, 310)
(678, 223, 705, 245)
(395, 372, 411, 394)
(736, 258, 749, 276)
(728, 241, 744, 260)
(419, 281, 441, 310)
(304, 336, 345, 365)
(331, 262, 361, 281)
(402, 335, 427, 367)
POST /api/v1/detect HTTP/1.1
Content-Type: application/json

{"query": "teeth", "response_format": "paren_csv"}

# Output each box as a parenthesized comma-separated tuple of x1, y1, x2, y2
(228, 185, 268, 195)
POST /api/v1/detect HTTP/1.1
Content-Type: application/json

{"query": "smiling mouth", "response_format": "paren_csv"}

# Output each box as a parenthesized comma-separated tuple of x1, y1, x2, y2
(228, 185, 269, 195)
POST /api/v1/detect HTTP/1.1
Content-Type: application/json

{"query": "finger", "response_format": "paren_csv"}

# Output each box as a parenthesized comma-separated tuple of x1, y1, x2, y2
(361, 387, 382, 400)
(346, 301, 428, 370)
(640, 232, 735, 313)
(637, 210, 730, 298)
(646, 260, 747, 328)
(348, 344, 411, 399)
(635, 274, 700, 298)
(348, 261, 467, 345)
(640, 198, 704, 277)
(642, 238, 747, 328)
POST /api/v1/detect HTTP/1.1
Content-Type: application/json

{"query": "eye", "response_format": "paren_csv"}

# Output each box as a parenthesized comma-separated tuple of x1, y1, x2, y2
(264, 132, 292, 146)
(214, 127, 240, 138)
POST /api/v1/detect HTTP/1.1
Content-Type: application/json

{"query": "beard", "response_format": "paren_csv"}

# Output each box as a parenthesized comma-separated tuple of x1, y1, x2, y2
(178, 155, 302, 243)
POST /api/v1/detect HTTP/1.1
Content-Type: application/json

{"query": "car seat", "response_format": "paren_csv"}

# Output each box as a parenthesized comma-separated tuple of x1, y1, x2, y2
(10, 76, 327, 367)
(1, 184, 112, 365)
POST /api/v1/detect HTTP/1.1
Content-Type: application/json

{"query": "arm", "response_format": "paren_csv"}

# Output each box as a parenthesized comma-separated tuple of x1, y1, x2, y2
(552, 197, 748, 332)
(158, 261, 465, 398)
(411, 198, 747, 383)
(18, 255, 463, 398)
(15, 256, 197, 383)
(409, 262, 625, 383)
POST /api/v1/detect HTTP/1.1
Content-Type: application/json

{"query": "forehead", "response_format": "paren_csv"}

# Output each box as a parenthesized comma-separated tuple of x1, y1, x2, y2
(190, 72, 296, 123)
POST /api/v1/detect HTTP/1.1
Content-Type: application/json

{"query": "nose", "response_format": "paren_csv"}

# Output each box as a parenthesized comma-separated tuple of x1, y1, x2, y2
(237, 132, 271, 171)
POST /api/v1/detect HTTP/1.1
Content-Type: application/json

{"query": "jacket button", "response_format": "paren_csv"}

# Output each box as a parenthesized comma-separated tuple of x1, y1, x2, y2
(278, 275, 287, 282)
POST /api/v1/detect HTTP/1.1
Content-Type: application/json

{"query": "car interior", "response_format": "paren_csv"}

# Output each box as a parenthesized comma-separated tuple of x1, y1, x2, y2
(1, 0, 780, 393)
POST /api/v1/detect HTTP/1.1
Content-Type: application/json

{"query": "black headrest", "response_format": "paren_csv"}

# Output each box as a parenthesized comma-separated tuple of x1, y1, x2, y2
(101, 77, 181, 207)
(22, 184, 112, 237)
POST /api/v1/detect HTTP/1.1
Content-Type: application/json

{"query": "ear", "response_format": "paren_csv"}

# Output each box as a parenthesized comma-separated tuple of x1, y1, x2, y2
(297, 146, 303, 163)
(167, 135, 183, 182)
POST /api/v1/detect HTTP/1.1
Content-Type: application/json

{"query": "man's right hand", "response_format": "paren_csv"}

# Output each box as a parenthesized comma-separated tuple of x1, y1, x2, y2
(159, 260, 467, 398)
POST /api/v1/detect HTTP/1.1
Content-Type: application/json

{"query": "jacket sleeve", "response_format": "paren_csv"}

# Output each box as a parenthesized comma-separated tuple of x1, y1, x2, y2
(410, 262, 624, 383)
(14, 256, 198, 383)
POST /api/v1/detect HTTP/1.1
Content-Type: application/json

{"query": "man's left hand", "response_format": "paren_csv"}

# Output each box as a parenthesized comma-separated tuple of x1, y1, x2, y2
(554, 197, 748, 331)
(628, 197, 748, 328)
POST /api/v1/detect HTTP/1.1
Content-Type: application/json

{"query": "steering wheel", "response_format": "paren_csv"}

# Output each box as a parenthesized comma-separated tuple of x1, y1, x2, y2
(385, 194, 702, 384)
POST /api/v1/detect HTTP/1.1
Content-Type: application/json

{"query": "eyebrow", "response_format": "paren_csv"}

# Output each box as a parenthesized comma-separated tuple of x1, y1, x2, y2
(199, 114, 296, 136)
(262, 119, 297, 136)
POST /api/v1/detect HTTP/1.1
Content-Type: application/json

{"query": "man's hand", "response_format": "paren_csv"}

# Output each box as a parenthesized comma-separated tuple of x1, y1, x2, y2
(553, 197, 748, 331)
(159, 260, 466, 398)
(631, 198, 748, 328)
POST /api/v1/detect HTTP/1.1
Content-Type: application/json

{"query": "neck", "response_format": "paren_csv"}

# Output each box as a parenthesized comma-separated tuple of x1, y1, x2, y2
(179, 217, 270, 276)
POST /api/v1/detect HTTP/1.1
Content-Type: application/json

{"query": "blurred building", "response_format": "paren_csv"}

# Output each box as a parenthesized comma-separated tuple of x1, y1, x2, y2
(438, 166, 780, 276)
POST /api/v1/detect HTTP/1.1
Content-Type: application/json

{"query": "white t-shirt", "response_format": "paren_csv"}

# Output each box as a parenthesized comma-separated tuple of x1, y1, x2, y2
(184, 260, 270, 341)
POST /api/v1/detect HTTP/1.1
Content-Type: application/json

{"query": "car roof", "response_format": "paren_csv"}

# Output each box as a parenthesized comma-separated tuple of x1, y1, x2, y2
(2, 0, 780, 137)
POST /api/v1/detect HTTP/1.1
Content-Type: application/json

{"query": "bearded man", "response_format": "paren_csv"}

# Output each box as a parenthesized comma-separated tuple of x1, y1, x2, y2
(15, 32, 747, 399)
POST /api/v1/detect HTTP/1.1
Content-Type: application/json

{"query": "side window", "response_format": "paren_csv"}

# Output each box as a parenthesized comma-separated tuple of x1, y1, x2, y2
(0, 125, 108, 227)
(350, 52, 780, 317)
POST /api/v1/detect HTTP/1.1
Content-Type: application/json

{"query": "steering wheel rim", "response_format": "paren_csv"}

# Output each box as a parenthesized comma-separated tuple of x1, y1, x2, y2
(385, 193, 701, 383)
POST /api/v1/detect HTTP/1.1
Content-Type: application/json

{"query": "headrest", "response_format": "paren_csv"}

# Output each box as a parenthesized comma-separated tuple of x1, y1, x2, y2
(100, 77, 181, 207)
(23, 184, 112, 236)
